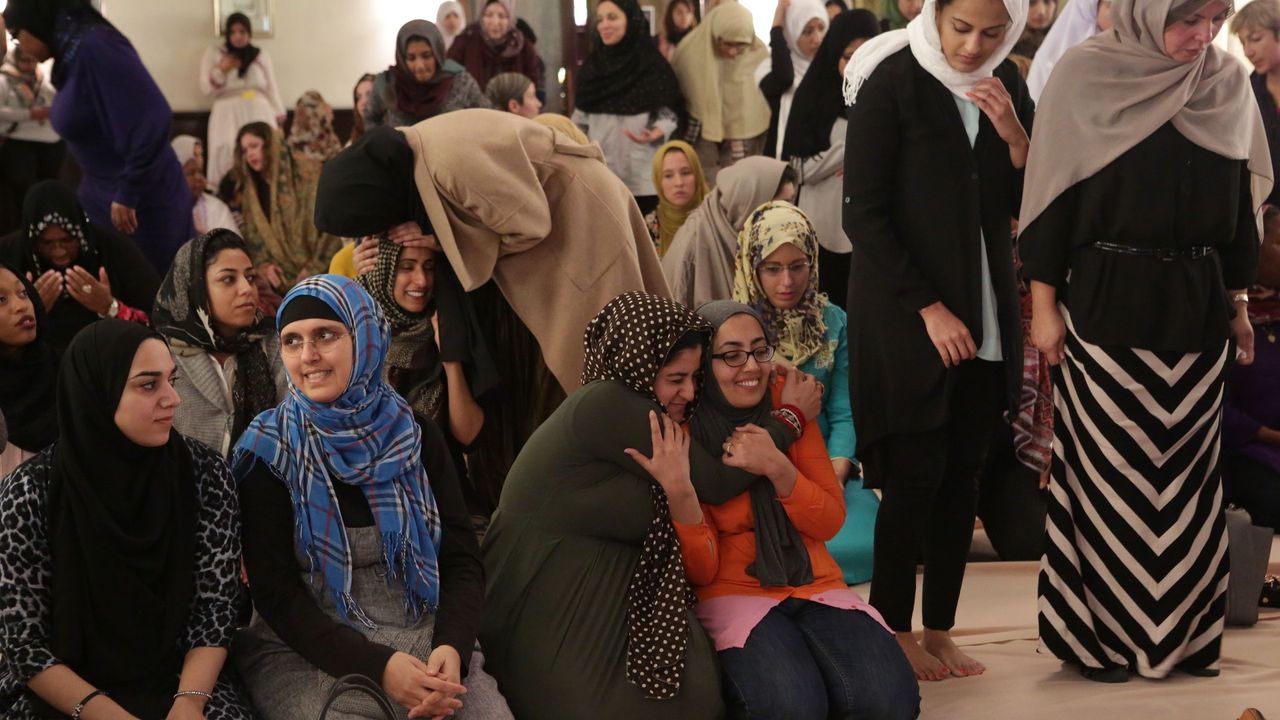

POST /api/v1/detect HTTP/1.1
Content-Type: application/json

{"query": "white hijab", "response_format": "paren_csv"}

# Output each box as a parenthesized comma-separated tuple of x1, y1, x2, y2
(757, 0, 829, 158)
(171, 135, 201, 167)
(436, 1, 466, 51)
(1027, 0, 1103, 102)
(843, 0, 1028, 105)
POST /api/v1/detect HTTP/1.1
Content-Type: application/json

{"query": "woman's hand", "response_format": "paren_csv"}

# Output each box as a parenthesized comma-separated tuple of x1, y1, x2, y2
(217, 53, 241, 75)
(30, 269, 63, 310)
(919, 301, 976, 368)
(354, 236, 380, 276)
(778, 366, 822, 423)
(622, 127, 664, 144)
(387, 221, 437, 249)
(967, 77, 1029, 168)
(724, 424, 796, 496)
(624, 411, 702, 523)
(65, 266, 113, 316)
(166, 695, 207, 720)
(1231, 304, 1255, 365)
(408, 645, 467, 720)
(384, 651, 465, 713)
(773, 0, 791, 27)
(1030, 302, 1067, 367)
(110, 202, 138, 235)
(29, 106, 50, 122)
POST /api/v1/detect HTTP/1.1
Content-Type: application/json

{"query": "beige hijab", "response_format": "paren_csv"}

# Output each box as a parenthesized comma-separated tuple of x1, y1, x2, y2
(1019, 0, 1273, 237)
(672, 3, 771, 143)
(661, 156, 789, 308)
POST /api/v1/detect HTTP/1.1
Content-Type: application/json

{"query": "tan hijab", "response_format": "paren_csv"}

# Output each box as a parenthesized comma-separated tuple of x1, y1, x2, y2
(1019, 0, 1274, 237)
(651, 140, 710, 257)
(672, 3, 771, 142)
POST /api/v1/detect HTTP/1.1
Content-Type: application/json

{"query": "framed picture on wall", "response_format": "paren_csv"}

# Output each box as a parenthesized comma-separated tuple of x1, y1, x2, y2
(213, 0, 275, 38)
(642, 5, 658, 34)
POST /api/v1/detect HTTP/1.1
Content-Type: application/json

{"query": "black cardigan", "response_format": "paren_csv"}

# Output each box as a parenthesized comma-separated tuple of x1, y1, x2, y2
(842, 47, 1032, 452)
(759, 26, 794, 158)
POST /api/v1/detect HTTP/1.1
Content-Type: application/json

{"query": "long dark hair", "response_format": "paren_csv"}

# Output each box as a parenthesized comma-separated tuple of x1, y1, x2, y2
(663, 0, 700, 44)
(349, 73, 377, 145)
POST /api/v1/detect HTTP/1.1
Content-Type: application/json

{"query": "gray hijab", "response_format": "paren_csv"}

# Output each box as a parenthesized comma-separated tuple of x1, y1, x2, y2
(396, 19, 465, 84)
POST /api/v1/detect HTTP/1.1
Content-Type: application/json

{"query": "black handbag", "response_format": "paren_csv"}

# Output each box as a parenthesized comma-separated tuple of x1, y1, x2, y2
(317, 674, 398, 720)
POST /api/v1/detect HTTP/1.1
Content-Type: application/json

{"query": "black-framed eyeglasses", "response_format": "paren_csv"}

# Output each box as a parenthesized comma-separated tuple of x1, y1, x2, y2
(710, 345, 775, 368)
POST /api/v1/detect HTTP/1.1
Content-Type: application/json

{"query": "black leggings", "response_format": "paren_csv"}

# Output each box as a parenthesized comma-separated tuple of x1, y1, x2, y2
(864, 359, 1006, 632)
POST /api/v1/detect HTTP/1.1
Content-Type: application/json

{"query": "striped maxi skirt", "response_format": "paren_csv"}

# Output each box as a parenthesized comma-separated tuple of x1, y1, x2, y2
(1038, 308, 1231, 678)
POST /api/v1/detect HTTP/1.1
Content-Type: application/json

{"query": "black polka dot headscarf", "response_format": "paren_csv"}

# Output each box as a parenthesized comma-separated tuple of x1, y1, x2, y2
(581, 291, 712, 700)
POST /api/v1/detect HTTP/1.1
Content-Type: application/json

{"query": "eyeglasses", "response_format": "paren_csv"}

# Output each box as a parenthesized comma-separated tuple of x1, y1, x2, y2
(758, 261, 812, 278)
(710, 345, 776, 368)
(280, 330, 350, 357)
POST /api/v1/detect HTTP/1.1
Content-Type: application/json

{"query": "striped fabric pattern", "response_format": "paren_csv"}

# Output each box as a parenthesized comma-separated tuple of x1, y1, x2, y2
(1038, 307, 1231, 678)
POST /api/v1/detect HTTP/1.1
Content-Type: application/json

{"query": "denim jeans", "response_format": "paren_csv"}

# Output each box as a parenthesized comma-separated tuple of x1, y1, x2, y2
(719, 598, 920, 720)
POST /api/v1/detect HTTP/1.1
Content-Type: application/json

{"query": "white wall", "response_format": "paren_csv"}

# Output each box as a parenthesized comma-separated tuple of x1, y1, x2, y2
(98, 0, 454, 112)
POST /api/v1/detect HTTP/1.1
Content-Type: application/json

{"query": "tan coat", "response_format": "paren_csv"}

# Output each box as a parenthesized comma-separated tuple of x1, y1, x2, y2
(400, 109, 671, 393)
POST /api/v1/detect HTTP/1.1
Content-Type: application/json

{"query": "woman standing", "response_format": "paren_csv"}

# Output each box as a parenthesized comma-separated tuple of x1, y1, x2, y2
(1026, 0, 1112, 101)
(757, 0, 828, 159)
(843, 0, 1030, 681)
(0, 320, 253, 719)
(573, 0, 682, 216)
(659, 0, 700, 60)
(1234, 0, 1280, 206)
(200, 12, 285, 187)
(881, 0, 925, 30)
(365, 20, 491, 132)
(438, 1, 468, 52)
(287, 90, 343, 164)
(0, 260, 56, 477)
(233, 276, 511, 719)
(4, 0, 195, 273)
(1023, 0, 1270, 682)
(0, 45, 63, 231)
(447, 0, 543, 92)
(1011, 0, 1059, 59)
(673, 2, 771, 185)
(153, 230, 287, 457)
(782, 7, 880, 305)
(647, 140, 711, 256)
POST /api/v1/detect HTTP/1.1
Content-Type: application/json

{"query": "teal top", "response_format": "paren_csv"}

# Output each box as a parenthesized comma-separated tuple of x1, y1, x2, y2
(798, 301, 856, 462)
(953, 96, 1003, 362)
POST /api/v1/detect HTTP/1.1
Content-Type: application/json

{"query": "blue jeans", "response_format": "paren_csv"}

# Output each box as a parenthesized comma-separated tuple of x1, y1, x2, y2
(719, 598, 920, 720)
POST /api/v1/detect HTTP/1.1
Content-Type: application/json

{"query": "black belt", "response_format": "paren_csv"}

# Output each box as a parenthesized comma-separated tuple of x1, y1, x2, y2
(1093, 242, 1216, 260)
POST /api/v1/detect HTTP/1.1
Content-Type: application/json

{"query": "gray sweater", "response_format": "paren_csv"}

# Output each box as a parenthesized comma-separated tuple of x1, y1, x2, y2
(363, 69, 492, 130)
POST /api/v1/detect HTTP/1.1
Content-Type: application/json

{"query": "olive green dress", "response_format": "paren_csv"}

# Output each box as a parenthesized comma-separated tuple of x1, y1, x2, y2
(480, 380, 728, 720)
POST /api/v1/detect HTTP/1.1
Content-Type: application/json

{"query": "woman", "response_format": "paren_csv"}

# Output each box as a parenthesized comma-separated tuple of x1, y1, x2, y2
(485, 72, 542, 117)
(843, 0, 1031, 681)
(0, 44, 63, 232)
(662, 156, 795, 309)
(232, 276, 511, 719)
(348, 72, 377, 146)
(438, 1, 468, 51)
(1234, 0, 1280, 207)
(4, 0, 195, 273)
(647, 139, 711, 256)
(1012, 0, 1058, 59)
(0, 260, 56, 477)
(172, 135, 240, 235)
(447, 0, 543, 92)
(676, 300, 917, 719)
(365, 20, 491, 132)
(782, 7, 880, 306)
(1027, 0, 1112, 101)
(200, 12, 285, 187)
(881, 0, 925, 30)
(0, 320, 252, 719)
(1022, 0, 1270, 682)
(220, 122, 342, 291)
(482, 291, 798, 720)
(757, 0, 828, 159)
(573, 0, 682, 216)
(288, 90, 343, 163)
(0, 181, 159, 352)
(673, 3, 771, 185)
(659, 0, 700, 60)
(533, 113, 590, 144)
(153, 230, 287, 457)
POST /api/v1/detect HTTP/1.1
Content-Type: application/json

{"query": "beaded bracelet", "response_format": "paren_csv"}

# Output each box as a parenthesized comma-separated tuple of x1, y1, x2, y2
(72, 689, 107, 720)
(770, 407, 803, 439)
(174, 690, 214, 702)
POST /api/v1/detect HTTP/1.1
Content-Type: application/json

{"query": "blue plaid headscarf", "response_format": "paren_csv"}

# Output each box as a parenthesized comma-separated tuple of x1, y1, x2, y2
(233, 275, 442, 627)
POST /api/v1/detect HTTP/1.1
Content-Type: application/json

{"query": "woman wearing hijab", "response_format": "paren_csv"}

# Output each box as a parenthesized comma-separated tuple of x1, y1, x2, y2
(1022, 0, 1271, 682)
(659, 0, 700, 60)
(0, 320, 252, 719)
(533, 113, 590, 144)
(675, 300, 917, 720)
(447, 0, 543, 92)
(232, 276, 511, 719)
(200, 12, 286, 187)
(673, 3, 772, 185)
(219, 122, 342, 291)
(782, 8, 880, 306)
(172, 135, 240, 236)
(573, 0, 682, 216)
(288, 90, 343, 163)
(662, 156, 795, 309)
(438, 1, 468, 52)
(843, 0, 1031, 681)
(0, 260, 57, 477)
(482, 291, 798, 720)
(0, 181, 159, 352)
(366, 20, 491, 132)
(647, 139, 711, 256)
(1026, 0, 1112, 101)
(757, 0, 829, 160)
(881, 0, 925, 30)
(153, 230, 287, 457)
(1012, 0, 1059, 59)
(0, 44, 63, 231)
(4, 0, 196, 273)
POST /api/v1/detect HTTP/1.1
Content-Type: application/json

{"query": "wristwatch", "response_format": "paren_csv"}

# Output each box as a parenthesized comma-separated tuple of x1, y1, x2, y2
(1232, 292, 1250, 305)
(100, 298, 119, 319)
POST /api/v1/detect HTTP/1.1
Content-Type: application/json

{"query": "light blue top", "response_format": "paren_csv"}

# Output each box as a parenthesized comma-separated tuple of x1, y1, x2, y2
(953, 97, 1003, 362)
(798, 301, 856, 462)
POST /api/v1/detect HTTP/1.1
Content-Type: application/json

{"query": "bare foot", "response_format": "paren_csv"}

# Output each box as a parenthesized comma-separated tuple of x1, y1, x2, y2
(895, 631, 951, 682)
(922, 629, 985, 677)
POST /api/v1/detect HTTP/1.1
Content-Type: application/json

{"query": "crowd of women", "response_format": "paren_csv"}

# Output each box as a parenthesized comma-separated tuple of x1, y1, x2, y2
(0, 0, 1277, 718)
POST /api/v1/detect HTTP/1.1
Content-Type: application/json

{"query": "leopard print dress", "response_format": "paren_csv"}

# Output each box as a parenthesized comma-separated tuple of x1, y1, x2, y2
(0, 438, 255, 719)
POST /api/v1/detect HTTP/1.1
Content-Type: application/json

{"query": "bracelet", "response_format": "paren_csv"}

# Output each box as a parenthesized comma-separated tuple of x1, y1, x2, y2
(174, 690, 214, 702)
(1232, 292, 1250, 304)
(72, 689, 107, 720)
(771, 407, 803, 440)
(779, 403, 808, 429)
